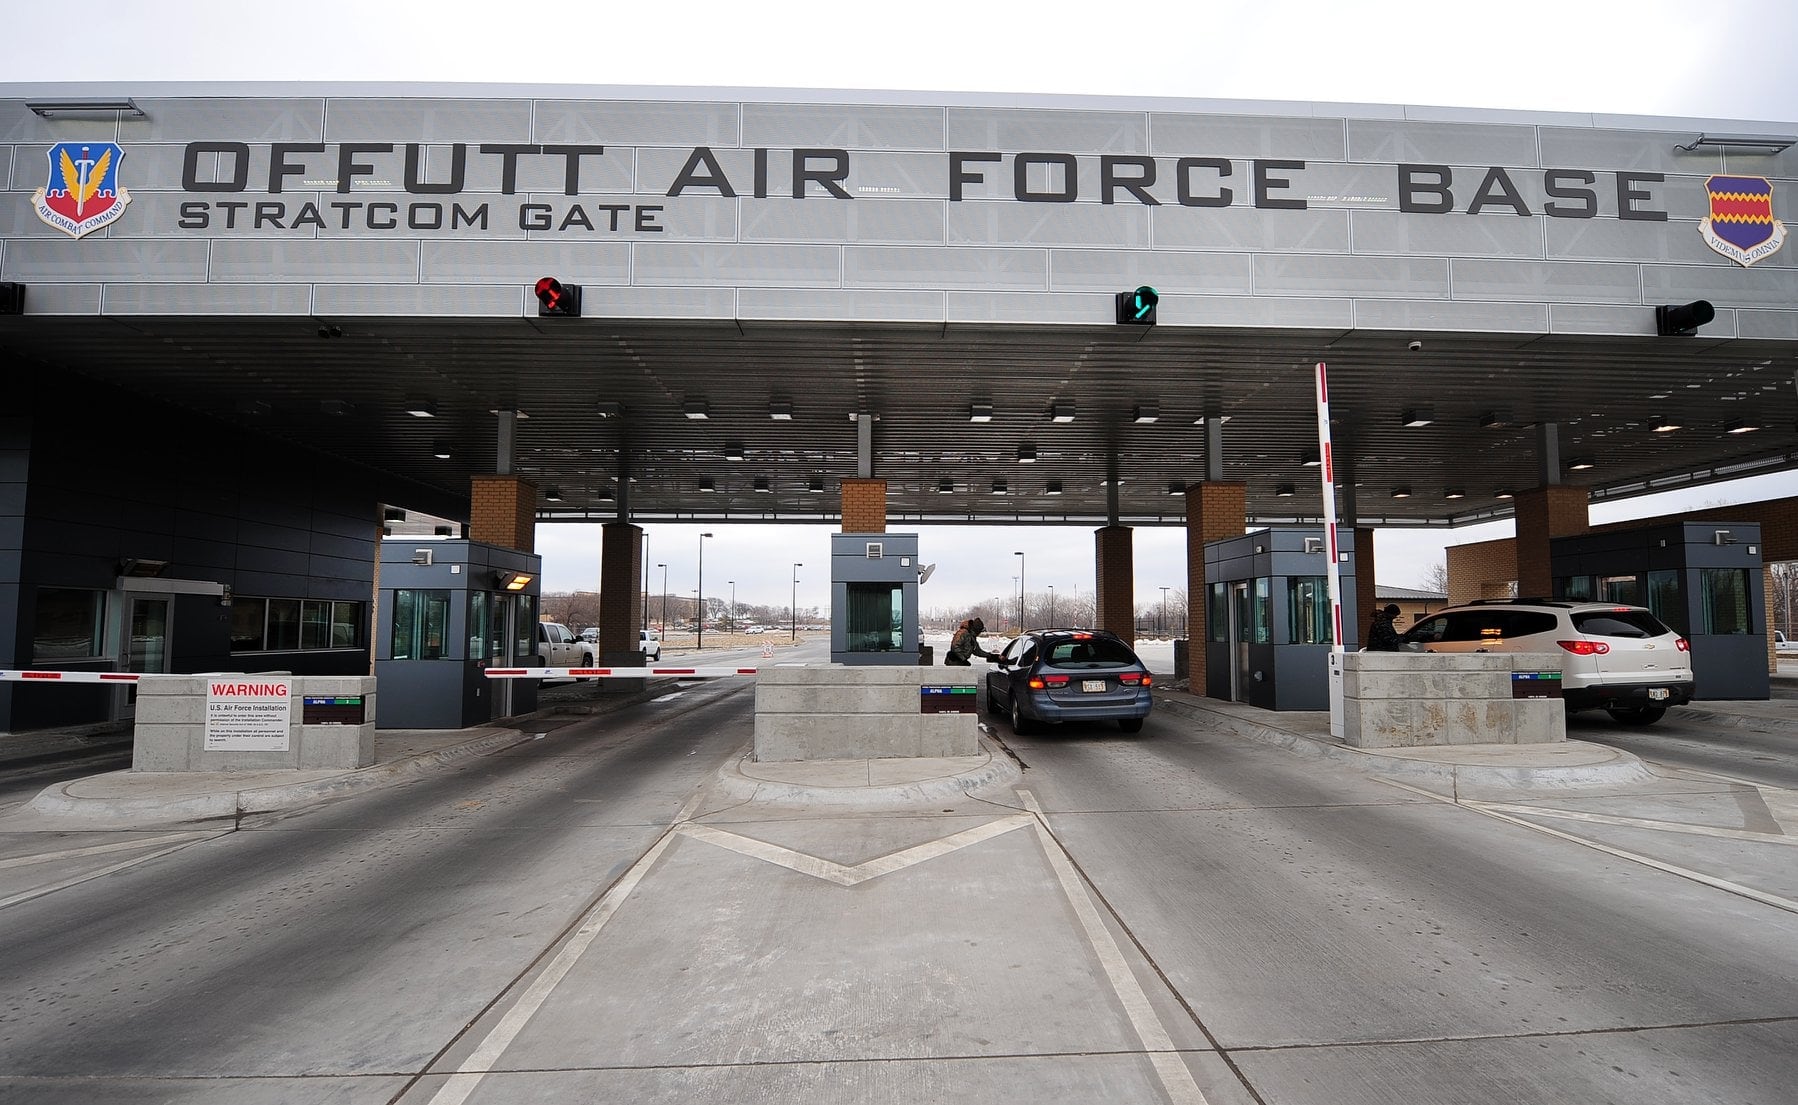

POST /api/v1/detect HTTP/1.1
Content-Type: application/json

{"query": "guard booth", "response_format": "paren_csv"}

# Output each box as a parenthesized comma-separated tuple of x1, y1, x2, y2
(1552, 521, 1768, 700)
(374, 538, 544, 728)
(830, 532, 923, 665)
(1203, 529, 1358, 710)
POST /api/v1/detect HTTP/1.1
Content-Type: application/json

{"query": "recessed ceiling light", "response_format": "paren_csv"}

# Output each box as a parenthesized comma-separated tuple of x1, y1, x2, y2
(403, 397, 437, 418)
(1051, 401, 1075, 423)
(753, 477, 771, 493)
(1017, 443, 1037, 464)
(683, 399, 709, 420)
(1133, 403, 1159, 424)
(1651, 417, 1682, 432)
(1495, 488, 1515, 500)
(991, 479, 1008, 495)
(1045, 480, 1063, 495)
(1725, 419, 1760, 433)
(432, 442, 453, 460)
(1275, 483, 1295, 497)
(970, 402, 993, 423)
(1300, 448, 1321, 467)
(769, 399, 793, 421)
(1391, 487, 1412, 499)
(1444, 488, 1466, 500)
(543, 486, 563, 502)
(1402, 408, 1433, 428)
(725, 441, 744, 461)
(808, 477, 824, 493)
(1567, 456, 1596, 470)
(938, 479, 954, 494)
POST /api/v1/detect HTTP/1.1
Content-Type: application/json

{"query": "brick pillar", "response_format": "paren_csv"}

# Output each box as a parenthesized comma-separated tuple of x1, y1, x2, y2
(841, 478, 887, 533)
(1766, 569, 1779, 675)
(1184, 482, 1245, 694)
(470, 476, 537, 552)
(1095, 526, 1135, 646)
(1513, 485, 1590, 598)
(598, 522, 643, 658)
(1353, 528, 1377, 648)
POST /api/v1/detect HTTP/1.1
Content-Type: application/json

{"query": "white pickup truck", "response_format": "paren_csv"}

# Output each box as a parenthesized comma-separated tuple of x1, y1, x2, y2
(537, 621, 596, 679)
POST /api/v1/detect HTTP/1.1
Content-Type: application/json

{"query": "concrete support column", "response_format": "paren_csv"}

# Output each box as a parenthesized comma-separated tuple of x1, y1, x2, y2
(598, 522, 644, 658)
(469, 476, 536, 552)
(1513, 485, 1590, 598)
(1354, 528, 1377, 647)
(1183, 482, 1245, 694)
(841, 478, 887, 533)
(1094, 526, 1135, 645)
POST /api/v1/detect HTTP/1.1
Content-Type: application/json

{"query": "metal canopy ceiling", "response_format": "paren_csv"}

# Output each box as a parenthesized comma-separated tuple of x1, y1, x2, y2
(5, 312, 1796, 529)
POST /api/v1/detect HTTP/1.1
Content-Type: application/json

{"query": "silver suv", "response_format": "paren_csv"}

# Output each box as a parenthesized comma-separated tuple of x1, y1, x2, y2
(1402, 600, 1693, 725)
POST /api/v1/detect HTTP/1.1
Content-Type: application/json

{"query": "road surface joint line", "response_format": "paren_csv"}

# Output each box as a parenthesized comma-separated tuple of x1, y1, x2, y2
(673, 813, 1033, 886)
(1019, 789, 1211, 1105)
(1473, 801, 1798, 845)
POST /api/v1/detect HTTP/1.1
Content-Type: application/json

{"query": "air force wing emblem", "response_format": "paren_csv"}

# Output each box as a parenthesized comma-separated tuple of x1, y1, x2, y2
(32, 142, 132, 240)
(1699, 175, 1786, 267)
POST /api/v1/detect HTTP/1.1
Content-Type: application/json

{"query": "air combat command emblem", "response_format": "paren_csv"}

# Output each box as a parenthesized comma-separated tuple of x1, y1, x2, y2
(32, 142, 132, 239)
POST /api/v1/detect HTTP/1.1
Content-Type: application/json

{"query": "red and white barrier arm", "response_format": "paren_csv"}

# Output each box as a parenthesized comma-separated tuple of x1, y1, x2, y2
(0, 670, 147, 683)
(483, 666, 761, 680)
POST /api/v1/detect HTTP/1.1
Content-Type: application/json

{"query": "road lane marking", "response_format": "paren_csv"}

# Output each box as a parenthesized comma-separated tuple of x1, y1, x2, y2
(423, 792, 702, 1105)
(1020, 789, 1211, 1105)
(0, 833, 226, 911)
(0, 829, 217, 869)
(1379, 778, 1798, 916)
(1474, 802, 1798, 845)
(674, 814, 1032, 886)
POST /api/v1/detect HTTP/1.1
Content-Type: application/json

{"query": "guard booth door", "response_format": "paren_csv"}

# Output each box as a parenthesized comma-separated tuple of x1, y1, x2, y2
(109, 578, 224, 723)
(1229, 581, 1252, 703)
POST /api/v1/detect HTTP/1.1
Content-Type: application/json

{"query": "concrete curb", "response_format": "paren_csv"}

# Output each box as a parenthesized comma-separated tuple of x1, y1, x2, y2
(13, 729, 532, 827)
(1154, 693, 1659, 793)
(710, 737, 1024, 809)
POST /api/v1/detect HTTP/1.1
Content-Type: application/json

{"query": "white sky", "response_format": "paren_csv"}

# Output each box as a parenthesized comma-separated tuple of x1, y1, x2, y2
(7, 0, 1797, 613)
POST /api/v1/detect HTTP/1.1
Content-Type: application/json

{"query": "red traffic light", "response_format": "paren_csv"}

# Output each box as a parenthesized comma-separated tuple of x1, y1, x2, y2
(534, 277, 582, 317)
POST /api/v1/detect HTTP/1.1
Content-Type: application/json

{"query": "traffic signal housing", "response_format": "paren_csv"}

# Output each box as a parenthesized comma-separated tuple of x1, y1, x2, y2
(1116, 286, 1158, 325)
(1654, 300, 1713, 336)
(534, 277, 582, 317)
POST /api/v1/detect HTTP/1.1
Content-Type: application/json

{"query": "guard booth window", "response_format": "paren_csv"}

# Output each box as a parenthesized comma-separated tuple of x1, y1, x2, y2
(392, 589, 451, 660)
(31, 587, 105, 660)
(844, 582, 902, 652)
(1207, 584, 1227, 642)
(1700, 568, 1750, 634)
(1287, 576, 1331, 645)
(1647, 570, 1685, 634)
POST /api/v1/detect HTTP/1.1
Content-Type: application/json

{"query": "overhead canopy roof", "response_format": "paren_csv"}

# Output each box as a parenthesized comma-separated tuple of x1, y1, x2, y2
(5, 312, 1794, 528)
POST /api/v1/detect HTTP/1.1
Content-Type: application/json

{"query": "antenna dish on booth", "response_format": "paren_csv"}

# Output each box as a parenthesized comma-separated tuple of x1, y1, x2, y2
(918, 563, 937, 584)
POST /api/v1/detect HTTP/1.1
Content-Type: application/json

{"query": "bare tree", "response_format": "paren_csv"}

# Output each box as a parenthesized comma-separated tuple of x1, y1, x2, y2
(1421, 562, 1449, 596)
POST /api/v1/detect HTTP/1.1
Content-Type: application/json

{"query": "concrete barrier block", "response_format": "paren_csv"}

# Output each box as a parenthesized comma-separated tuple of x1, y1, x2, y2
(1442, 698, 1513, 745)
(756, 684, 923, 715)
(915, 714, 980, 757)
(132, 725, 192, 771)
(1511, 698, 1569, 743)
(755, 714, 923, 761)
(134, 691, 207, 725)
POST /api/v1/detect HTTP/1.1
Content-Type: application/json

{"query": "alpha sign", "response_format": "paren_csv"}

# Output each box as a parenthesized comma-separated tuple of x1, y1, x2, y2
(31, 138, 1790, 267)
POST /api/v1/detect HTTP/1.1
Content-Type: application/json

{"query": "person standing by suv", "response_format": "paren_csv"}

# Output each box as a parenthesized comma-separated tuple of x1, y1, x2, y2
(1364, 603, 1404, 651)
(947, 617, 1000, 665)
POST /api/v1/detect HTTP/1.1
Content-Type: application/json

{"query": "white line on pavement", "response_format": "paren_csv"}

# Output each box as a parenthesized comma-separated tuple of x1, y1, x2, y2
(675, 814, 1033, 886)
(0, 830, 218, 870)
(1474, 802, 1798, 846)
(0, 834, 226, 911)
(1019, 789, 1211, 1105)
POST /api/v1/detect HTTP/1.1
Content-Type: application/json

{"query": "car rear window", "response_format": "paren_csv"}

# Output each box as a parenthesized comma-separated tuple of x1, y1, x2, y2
(1572, 610, 1672, 638)
(1045, 637, 1139, 667)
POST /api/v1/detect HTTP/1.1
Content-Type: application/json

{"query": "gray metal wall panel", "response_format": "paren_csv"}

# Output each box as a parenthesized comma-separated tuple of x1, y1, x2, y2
(1350, 209, 1546, 259)
(1639, 261, 1798, 308)
(948, 200, 1151, 248)
(633, 242, 839, 287)
(1254, 254, 1449, 298)
(1538, 127, 1720, 175)
(0, 145, 14, 192)
(946, 107, 1150, 154)
(128, 190, 318, 238)
(1546, 217, 1766, 266)
(1450, 258, 1643, 303)
(420, 240, 631, 284)
(311, 193, 518, 239)
(102, 142, 199, 194)
(844, 151, 953, 200)
(1548, 303, 1662, 336)
(103, 283, 313, 314)
(533, 100, 740, 147)
(635, 145, 759, 197)
(1048, 249, 1253, 294)
(844, 245, 1045, 291)
(738, 288, 945, 322)
(446, 144, 634, 194)
(4, 238, 209, 281)
(945, 290, 1116, 324)
(743, 197, 944, 244)
(1149, 113, 1346, 160)
(0, 191, 73, 237)
(4, 282, 100, 312)
(1293, 162, 1405, 209)
(0, 102, 117, 144)
(1154, 205, 1351, 253)
(208, 239, 420, 283)
(310, 284, 522, 316)
(1738, 310, 1798, 340)
(743, 103, 945, 150)
(322, 98, 533, 143)
(1174, 295, 1355, 329)
(126, 98, 326, 142)
(1347, 120, 1540, 167)
(1353, 299, 1550, 333)
(569, 286, 737, 318)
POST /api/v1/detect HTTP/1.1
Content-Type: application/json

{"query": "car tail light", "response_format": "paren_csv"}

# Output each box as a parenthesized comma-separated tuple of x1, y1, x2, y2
(1120, 672, 1150, 686)
(1030, 674, 1070, 689)
(1675, 638, 1690, 652)
(1557, 639, 1609, 656)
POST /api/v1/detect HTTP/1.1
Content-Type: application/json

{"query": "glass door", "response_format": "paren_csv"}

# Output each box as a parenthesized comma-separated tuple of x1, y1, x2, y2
(1229, 582, 1250, 703)
(118, 595, 171, 722)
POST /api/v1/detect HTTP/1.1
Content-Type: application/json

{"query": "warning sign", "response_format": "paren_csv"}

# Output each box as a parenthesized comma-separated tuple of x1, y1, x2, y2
(205, 679, 293, 751)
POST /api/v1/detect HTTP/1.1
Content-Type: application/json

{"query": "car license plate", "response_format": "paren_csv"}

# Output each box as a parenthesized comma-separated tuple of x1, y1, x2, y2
(1647, 687, 1670, 701)
(1082, 680, 1107, 693)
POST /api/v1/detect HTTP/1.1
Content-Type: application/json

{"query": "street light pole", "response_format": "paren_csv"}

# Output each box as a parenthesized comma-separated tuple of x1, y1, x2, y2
(697, 532, 713, 650)
(657, 564, 667, 634)
(641, 534, 650, 631)
(1160, 586, 1170, 637)
(728, 580, 736, 635)
(791, 562, 803, 642)
(1047, 584, 1055, 626)
(1014, 550, 1025, 630)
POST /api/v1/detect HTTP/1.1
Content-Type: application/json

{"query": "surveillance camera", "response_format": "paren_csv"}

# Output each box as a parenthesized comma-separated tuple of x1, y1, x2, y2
(1407, 340, 1423, 352)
